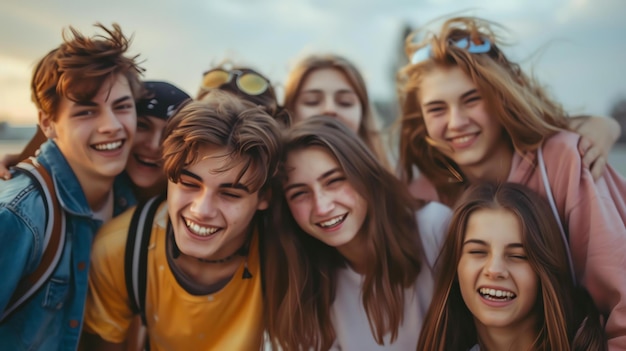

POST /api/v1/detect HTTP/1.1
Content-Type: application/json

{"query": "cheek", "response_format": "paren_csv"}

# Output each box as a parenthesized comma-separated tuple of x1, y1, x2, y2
(339, 108, 362, 133)
(423, 116, 444, 137)
(121, 114, 138, 132)
(456, 257, 475, 288)
(132, 131, 151, 147)
(287, 201, 310, 227)
(295, 104, 319, 121)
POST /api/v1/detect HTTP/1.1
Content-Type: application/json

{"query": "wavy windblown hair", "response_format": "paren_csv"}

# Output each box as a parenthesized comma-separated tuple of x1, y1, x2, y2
(264, 115, 424, 350)
(31, 23, 144, 120)
(417, 182, 606, 351)
(162, 92, 282, 193)
(397, 17, 568, 203)
(284, 54, 390, 168)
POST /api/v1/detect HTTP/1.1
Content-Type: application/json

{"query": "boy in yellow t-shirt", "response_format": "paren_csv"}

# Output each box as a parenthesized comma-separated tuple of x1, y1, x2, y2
(81, 93, 282, 350)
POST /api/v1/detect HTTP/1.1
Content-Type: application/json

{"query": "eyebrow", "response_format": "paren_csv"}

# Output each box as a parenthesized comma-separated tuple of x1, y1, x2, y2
(463, 239, 524, 249)
(422, 89, 478, 108)
(75, 95, 134, 107)
(283, 168, 341, 192)
(180, 170, 251, 193)
(301, 89, 355, 95)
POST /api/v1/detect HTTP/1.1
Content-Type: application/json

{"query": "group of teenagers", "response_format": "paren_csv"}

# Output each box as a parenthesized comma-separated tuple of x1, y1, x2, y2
(0, 15, 625, 351)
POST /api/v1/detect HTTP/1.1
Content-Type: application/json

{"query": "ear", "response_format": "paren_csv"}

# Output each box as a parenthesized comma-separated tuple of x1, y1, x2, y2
(256, 187, 271, 211)
(38, 110, 56, 139)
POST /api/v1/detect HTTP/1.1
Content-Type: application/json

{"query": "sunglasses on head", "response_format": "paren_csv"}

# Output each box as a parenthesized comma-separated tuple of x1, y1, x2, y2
(201, 68, 270, 96)
(410, 36, 492, 64)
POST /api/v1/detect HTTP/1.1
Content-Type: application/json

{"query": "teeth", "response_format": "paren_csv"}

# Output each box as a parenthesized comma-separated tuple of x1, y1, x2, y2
(319, 214, 346, 228)
(138, 156, 159, 163)
(451, 135, 472, 144)
(94, 141, 123, 151)
(185, 219, 219, 236)
(479, 288, 516, 300)
(136, 155, 161, 166)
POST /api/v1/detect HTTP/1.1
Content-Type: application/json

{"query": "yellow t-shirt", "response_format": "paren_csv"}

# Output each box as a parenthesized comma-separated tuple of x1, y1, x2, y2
(84, 203, 264, 351)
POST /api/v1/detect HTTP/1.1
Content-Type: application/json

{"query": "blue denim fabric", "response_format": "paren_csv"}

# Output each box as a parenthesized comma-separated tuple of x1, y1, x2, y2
(0, 140, 135, 351)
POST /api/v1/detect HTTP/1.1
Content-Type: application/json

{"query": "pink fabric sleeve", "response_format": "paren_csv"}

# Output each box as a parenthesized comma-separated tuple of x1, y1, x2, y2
(544, 132, 626, 350)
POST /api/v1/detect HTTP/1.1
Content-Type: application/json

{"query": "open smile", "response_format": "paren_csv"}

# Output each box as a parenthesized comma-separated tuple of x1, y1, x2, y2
(316, 213, 347, 229)
(134, 153, 161, 168)
(478, 287, 517, 301)
(91, 139, 125, 151)
(184, 217, 221, 237)
(446, 132, 479, 148)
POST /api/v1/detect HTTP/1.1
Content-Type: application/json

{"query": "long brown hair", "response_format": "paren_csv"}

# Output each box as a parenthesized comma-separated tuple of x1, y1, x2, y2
(397, 17, 568, 204)
(264, 116, 424, 350)
(284, 54, 390, 168)
(417, 182, 606, 351)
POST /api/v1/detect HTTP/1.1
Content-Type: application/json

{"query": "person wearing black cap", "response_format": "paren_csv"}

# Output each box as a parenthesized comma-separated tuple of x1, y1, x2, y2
(124, 81, 190, 201)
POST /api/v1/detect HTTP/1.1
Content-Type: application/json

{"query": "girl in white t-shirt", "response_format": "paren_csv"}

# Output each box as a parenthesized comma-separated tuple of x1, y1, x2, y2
(264, 115, 450, 350)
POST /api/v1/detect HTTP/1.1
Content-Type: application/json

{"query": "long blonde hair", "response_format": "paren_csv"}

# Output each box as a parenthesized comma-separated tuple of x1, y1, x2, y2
(397, 17, 568, 203)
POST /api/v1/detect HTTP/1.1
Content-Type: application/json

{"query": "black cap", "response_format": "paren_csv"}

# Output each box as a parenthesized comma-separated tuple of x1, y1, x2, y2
(136, 81, 191, 120)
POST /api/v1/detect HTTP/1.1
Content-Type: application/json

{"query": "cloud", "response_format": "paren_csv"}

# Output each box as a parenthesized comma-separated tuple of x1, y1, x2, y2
(0, 0, 624, 124)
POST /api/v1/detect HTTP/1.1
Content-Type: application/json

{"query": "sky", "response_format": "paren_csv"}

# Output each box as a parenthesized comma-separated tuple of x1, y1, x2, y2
(0, 0, 625, 125)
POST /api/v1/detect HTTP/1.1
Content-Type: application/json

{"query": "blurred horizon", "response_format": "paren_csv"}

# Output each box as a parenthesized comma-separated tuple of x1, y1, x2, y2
(1, 0, 625, 126)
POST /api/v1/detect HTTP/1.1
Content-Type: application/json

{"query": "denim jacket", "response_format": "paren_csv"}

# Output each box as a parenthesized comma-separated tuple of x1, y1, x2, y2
(0, 140, 135, 351)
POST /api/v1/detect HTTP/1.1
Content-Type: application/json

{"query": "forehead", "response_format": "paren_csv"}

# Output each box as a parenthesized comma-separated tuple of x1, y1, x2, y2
(465, 208, 522, 243)
(285, 146, 339, 182)
(56, 74, 132, 116)
(300, 68, 355, 92)
(187, 145, 255, 184)
(418, 66, 476, 103)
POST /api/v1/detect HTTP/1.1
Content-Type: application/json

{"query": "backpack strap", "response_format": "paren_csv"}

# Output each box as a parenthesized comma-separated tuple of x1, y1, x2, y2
(125, 194, 164, 326)
(1, 157, 66, 322)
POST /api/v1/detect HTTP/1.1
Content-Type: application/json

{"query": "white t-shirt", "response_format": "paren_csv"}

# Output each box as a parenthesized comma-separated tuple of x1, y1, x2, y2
(329, 201, 452, 350)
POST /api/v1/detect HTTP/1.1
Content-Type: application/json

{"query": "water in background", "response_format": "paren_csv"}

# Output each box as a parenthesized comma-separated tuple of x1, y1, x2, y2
(1, 140, 625, 176)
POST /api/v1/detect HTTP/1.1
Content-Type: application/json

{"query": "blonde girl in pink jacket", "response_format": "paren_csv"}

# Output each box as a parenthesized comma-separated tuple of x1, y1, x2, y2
(397, 16, 626, 349)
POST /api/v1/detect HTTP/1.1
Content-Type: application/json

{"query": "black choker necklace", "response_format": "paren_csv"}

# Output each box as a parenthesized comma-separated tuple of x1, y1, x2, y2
(193, 246, 248, 264)
(167, 222, 254, 279)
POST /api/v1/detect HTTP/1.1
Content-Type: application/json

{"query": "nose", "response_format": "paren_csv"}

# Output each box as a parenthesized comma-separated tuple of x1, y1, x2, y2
(98, 108, 123, 134)
(447, 106, 470, 130)
(322, 99, 338, 117)
(484, 255, 509, 280)
(190, 191, 218, 219)
(313, 189, 335, 216)
(147, 130, 163, 153)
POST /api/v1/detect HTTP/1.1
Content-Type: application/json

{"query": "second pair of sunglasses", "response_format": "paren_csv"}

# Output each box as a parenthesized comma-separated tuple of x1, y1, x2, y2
(202, 69, 270, 96)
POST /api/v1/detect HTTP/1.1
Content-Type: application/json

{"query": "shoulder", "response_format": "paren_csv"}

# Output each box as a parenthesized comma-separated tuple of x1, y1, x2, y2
(112, 173, 137, 215)
(91, 206, 136, 259)
(542, 131, 581, 159)
(409, 175, 439, 202)
(416, 202, 452, 267)
(416, 201, 452, 234)
(0, 172, 46, 233)
(538, 131, 585, 181)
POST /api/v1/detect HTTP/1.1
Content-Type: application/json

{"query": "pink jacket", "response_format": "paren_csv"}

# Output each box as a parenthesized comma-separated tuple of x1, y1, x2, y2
(410, 131, 626, 349)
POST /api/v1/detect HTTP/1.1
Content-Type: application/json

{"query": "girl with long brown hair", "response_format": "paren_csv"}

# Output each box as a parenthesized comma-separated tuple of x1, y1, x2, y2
(397, 16, 626, 347)
(284, 54, 391, 169)
(264, 115, 450, 350)
(417, 182, 606, 351)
